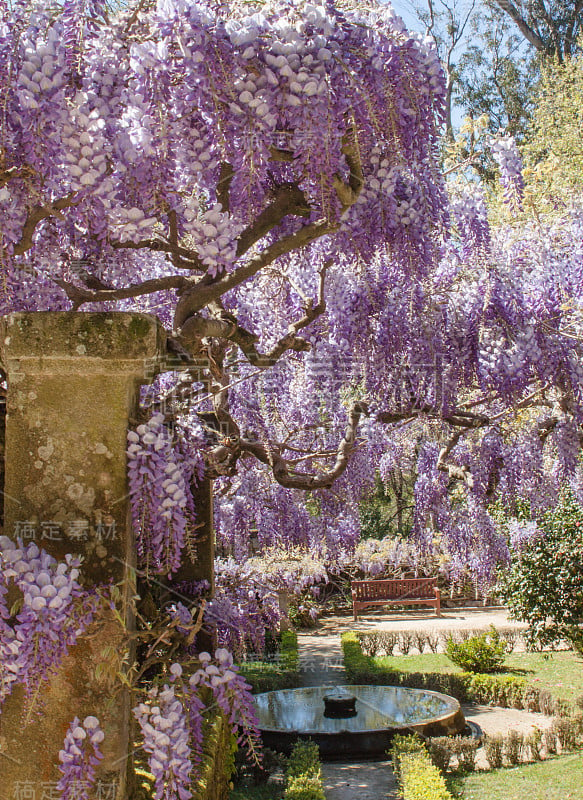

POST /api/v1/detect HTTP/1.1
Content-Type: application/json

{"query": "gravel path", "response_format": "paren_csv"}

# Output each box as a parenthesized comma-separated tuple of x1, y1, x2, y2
(321, 760, 399, 800)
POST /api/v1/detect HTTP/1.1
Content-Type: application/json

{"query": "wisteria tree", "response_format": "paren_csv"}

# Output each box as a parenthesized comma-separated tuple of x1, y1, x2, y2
(1, 0, 448, 562)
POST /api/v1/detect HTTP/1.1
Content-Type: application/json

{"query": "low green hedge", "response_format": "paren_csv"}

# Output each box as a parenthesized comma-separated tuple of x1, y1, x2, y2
(284, 740, 325, 800)
(341, 632, 561, 713)
(391, 735, 454, 800)
(240, 630, 302, 693)
(400, 752, 455, 800)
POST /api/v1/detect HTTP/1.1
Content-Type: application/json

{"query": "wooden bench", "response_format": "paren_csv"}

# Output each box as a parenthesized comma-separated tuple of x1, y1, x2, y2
(351, 577, 441, 621)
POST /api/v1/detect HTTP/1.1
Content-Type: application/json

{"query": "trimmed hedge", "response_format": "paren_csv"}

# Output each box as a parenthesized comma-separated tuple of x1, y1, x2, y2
(391, 736, 454, 800)
(240, 630, 302, 693)
(285, 740, 325, 800)
(341, 632, 566, 713)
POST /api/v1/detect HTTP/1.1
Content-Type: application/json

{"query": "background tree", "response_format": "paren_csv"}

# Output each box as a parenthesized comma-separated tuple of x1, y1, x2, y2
(492, 0, 583, 62)
(499, 494, 583, 651)
(455, 2, 539, 138)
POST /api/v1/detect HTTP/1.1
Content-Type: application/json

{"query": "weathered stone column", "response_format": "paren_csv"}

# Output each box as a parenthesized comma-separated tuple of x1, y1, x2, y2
(0, 312, 165, 800)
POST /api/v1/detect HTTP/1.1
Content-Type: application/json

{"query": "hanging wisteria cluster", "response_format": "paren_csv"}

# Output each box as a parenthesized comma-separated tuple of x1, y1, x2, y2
(133, 651, 260, 797)
(491, 134, 524, 210)
(57, 715, 105, 800)
(127, 412, 205, 575)
(0, 538, 101, 710)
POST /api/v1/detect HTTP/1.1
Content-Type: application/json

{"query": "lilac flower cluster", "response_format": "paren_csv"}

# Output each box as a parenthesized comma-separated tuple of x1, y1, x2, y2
(0, 538, 100, 709)
(450, 183, 491, 252)
(189, 650, 261, 760)
(491, 135, 524, 210)
(127, 413, 205, 577)
(57, 715, 104, 800)
(134, 684, 193, 800)
(133, 652, 260, 799)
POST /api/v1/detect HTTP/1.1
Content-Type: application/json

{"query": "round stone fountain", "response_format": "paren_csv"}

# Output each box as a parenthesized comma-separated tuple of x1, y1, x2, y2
(254, 684, 466, 758)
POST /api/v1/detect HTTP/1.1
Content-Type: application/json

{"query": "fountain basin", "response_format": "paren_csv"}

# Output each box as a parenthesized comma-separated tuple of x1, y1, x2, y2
(254, 684, 466, 758)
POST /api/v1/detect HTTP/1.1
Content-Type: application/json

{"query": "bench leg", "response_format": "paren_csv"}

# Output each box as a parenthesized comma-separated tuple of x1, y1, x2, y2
(353, 603, 358, 622)
(435, 588, 441, 616)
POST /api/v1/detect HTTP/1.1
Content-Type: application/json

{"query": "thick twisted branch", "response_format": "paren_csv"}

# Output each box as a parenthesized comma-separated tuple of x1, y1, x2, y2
(174, 217, 335, 327)
(14, 194, 77, 255)
(54, 274, 189, 309)
(238, 401, 367, 489)
(177, 261, 329, 367)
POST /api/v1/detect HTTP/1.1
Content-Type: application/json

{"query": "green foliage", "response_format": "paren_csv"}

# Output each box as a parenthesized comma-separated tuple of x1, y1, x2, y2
(286, 741, 320, 781)
(455, 3, 539, 140)
(498, 495, 583, 650)
(444, 626, 507, 673)
(359, 472, 414, 540)
(280, 631, 300, 671)
(390, 733, 428, 777)
(240, 631, 301, 693)
(191, 714, 237, 800)
(284, 741, 324, 800)
(283, 776, 325, 800)
(525, 52, 583, 203)
(391, 737, 454, 800)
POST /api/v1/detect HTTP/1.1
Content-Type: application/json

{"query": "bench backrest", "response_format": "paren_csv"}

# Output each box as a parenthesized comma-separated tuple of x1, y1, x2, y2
(352, 577, 436, 601)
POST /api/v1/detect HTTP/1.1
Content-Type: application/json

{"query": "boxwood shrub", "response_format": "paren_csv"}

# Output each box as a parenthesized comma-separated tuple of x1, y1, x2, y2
(390, 735, 454, 800)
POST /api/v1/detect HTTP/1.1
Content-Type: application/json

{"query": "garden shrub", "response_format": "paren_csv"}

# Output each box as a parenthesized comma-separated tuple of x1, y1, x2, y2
(340, 632, 574, 720)
(389, 733, 428, 778)
(551, 717, 579, 751)
(521, 685, 541, 712)
(526, 728, 543, 760)
(499, 495, 583, 652)
(286, 740, 320, 780)
(538, 689, 556, 716)
(284, 740, 325, 800)
(399, 631, 414, 654)
(391, 737, 454, 800)
(445, 626, 507, 673)
(483, 733, 504, 769)
(542, 727, 557, 754)
(451, 737, 478, 772)
(427, 737, 454, 772)
(284, 775, 325, 800)
(427, 736, 478, 774)
(504, 730, 524, 765)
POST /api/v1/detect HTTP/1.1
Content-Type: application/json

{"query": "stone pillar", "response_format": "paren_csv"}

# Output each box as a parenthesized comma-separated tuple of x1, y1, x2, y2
(0, 312, 165, 800)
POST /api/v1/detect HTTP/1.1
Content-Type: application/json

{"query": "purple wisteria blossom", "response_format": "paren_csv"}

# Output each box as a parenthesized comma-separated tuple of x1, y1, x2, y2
(57, 715, 104, 800)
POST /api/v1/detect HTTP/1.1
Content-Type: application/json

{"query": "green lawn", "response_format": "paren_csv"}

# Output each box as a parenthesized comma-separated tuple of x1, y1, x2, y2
(372, 650, 583, 702)
(449, 754, 583, 799)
